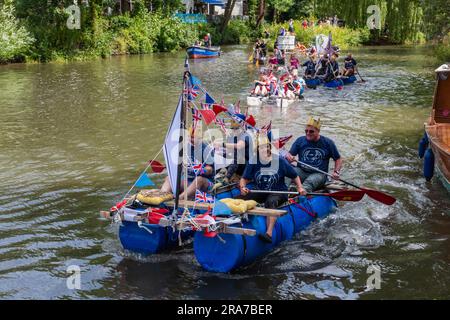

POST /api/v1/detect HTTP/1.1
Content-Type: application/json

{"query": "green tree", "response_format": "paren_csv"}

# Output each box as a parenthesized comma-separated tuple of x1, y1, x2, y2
(0, 0, 34, 63)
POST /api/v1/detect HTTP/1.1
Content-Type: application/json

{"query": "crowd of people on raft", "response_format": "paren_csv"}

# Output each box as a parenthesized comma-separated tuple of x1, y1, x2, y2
(159, 115, 342, 243)
(250, 45, 358, 99)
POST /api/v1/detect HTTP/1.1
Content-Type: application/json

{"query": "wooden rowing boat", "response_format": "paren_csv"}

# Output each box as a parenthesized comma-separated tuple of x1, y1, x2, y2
(421, 64, 450, 191)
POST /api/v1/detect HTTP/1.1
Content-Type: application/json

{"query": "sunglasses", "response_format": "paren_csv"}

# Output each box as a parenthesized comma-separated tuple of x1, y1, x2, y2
(305, 129, 316, 134)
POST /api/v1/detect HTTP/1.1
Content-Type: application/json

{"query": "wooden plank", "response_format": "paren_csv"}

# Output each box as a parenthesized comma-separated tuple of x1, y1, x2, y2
(164, 199, 287, 217)
(222, 226, 256, 236)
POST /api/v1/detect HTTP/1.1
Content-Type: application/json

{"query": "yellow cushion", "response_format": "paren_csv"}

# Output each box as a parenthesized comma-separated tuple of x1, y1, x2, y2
(219, 198, 257, 213)
(136, 190, 174, 205)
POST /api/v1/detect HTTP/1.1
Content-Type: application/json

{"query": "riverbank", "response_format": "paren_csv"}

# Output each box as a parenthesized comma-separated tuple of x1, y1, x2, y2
(0, 2, 371, 65)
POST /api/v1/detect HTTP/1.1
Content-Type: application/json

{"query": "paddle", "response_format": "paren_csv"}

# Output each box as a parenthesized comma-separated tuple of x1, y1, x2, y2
(355, 66, 366, 83)
(248, 189, 365, 202)
(149, 160, 165, 173)
(296, 161, 396, 205)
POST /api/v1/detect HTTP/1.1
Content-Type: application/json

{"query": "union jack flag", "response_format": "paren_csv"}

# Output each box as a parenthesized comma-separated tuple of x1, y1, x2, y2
(192, 161, 205, 176)
(195, 190, 215, 204)
(215, 118, 228, 135)
(184, 85, 200, 101)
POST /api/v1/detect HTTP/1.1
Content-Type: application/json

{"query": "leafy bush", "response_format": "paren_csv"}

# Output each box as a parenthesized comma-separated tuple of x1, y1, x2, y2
(433, 32, 450, 62)
(0, 2, 34, 63)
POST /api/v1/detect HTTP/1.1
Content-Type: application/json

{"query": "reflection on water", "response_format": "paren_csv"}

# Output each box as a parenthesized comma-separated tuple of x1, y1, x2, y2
(0, 46, 449, 299)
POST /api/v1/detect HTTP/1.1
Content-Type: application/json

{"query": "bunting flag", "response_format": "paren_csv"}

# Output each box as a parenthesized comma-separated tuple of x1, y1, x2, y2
(184, 85, 199, 101)
(135, 172, 155, 188)
(190, 75, 202, 86)
(212, 103, 228, 115)
(205, 93, 215, 104)
(191, 107, 202, 129)
(273, 134, 293, 149)
(215, 118, 228, 135)
(192, 161, 205, 176)
(245, 115, 256, 127)
(199, 109, 216, 125)
(213, 200, 232, 216)
(195, 190, 215, 204)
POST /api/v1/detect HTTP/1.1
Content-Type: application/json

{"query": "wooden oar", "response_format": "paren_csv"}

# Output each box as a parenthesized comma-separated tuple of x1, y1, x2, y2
(249, 189, 365, 202)
(296, 161, 396, 205)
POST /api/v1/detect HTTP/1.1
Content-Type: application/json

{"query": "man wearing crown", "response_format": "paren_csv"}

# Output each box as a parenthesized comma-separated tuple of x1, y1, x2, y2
(285, 117, 343, 192)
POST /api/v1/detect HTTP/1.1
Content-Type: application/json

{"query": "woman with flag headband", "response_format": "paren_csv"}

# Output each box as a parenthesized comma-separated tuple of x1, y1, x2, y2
(239, 134, 307, 243)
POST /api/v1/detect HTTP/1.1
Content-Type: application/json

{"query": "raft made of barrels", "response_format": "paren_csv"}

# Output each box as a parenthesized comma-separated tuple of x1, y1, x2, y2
(341, 75, 357, 85)
(194, 195, 337, 273)
(246, 95, 295, 108)
(187, 46, 221, 59)
(324, 78, 344, 88)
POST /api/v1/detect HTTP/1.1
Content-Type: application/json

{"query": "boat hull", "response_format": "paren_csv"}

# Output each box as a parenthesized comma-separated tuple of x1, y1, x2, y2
(425, 122, 450, 192)
(194, 196, 337, 273)
(342, 75, 357, 84)
(187, 46, 220, 59)
(304, 78, 322, 88)
(246, 96, 295, 107)
(324, 79, 344, 88)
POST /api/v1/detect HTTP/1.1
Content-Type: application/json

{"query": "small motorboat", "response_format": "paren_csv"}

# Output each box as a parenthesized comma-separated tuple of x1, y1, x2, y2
(187, 45, 221, 59)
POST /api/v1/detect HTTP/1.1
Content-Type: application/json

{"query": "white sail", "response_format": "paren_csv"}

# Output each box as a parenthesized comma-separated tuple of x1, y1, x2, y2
(163, 95, 183, 194)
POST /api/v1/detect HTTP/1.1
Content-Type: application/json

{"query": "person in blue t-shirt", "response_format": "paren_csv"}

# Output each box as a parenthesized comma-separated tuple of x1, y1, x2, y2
(160, 127, 214, 199)
(285, 117, 343, 192)
(240, 136, 306, 243)
(302, 54, 317, 78)
(214, 113, 254, 182)
(324, 53, 339, 82)
(342, 53, 357, 76)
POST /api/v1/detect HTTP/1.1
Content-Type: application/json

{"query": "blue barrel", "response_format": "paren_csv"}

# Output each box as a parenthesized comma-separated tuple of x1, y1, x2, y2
(119, 221, 193, 255)
(342, 75, 357, 85)
(305, 78, 322, 88)
(418, 132, 429, 158)
(324, 79, 344, 88)
(194, 196, 337, 273)
(424, 148, 435, 181)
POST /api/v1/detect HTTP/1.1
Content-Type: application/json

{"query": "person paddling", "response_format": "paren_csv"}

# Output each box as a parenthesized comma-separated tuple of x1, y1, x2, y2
(285, 117, 343, 192)
(302, 54, 317, 78)
(324, 53, 339, 83)
(342, 53, 357, 76)
(240, 135, 306, 243)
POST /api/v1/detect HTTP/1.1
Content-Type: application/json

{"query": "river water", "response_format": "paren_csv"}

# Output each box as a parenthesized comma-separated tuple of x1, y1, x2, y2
(0, 45, 449, 300)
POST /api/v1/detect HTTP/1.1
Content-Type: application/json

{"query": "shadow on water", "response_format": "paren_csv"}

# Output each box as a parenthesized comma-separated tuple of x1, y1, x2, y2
(0, 45, 449, 299)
